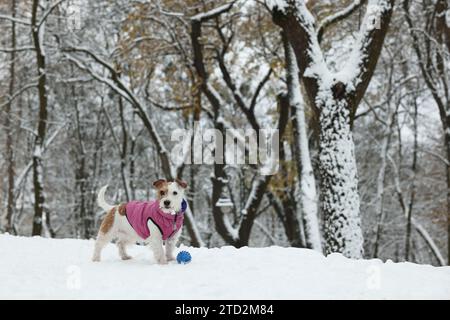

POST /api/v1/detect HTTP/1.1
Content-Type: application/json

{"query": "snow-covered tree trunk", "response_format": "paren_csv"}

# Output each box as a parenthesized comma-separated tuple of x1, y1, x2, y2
(272, 0, 395, 258)
(283, 34, 322, 252)
(31, 0, 49, 236)
(317, 96, 363, 257)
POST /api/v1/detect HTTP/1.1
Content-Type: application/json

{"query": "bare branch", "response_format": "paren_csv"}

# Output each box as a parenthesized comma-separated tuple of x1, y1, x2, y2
(149, 98, 192, 111)
(249, 68, 273, 112)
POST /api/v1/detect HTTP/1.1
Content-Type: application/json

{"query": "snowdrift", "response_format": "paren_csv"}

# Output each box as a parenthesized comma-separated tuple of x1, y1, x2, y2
(0, 234, 449, 299)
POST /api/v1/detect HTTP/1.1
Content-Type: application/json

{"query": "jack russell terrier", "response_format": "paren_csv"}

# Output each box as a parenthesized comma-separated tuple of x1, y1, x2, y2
(92, 179, 187, 264)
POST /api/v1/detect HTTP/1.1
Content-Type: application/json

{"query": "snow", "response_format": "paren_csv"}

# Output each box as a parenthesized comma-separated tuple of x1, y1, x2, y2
(335, 0, 392, 90)
(222, 216, 239, 241)
(1, 234, 449, 299)
(266, 0, 288, 12)
(33, 145, 42, 158)
(215, 198, 234, 207)
(38, 20, 46, 57)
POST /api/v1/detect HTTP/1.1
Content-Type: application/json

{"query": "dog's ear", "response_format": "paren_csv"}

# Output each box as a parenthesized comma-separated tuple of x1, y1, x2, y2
(175, 178, 188, 189)
(153, 179, 167, 189)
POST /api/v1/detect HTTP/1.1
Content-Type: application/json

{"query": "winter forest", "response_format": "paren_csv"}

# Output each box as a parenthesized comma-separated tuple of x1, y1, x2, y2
(0, 0, 449, 267)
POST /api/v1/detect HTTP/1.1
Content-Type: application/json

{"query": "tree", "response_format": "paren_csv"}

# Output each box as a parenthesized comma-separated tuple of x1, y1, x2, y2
(31, 0, 50, 236)
(403, 0, 450, 265)
(270, 0, 395, 258)
(4, 0, 17, 233)
(282, 31, 322, 251)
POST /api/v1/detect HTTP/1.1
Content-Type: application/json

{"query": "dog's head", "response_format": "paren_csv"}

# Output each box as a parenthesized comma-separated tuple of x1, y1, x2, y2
(153, 178, 187, 215)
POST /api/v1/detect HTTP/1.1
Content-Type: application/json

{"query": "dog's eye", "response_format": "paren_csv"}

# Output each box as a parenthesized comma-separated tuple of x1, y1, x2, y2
(160, 191, 166, 196)
(173, 191, 178, 195)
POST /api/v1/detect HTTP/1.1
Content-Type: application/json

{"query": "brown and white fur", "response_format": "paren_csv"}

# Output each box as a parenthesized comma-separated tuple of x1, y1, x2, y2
(92, 179, 187, 264)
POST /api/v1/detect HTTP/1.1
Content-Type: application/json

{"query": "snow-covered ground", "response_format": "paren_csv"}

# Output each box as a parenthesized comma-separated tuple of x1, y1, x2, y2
(1, 234, 449, 299)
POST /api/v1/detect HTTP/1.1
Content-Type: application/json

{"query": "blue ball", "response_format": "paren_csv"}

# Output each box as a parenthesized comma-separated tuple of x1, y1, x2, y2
(176, 251, 192, 264)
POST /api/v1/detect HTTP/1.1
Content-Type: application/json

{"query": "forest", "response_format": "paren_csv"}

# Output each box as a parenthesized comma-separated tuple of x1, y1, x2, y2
(0, 0, 449, 266)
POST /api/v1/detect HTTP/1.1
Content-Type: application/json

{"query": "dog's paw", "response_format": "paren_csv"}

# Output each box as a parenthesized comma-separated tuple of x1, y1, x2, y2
(92, 256, 100, 262)
(121, 255, 132, 260)
(157, 257, 168, 265)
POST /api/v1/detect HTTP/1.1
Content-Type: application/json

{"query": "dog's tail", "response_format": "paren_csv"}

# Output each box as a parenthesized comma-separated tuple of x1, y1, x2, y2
(97, 185, 115, 212)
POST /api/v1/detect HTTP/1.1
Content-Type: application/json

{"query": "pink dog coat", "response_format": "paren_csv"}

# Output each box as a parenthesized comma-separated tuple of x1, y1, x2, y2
(125, 200, 185, 240)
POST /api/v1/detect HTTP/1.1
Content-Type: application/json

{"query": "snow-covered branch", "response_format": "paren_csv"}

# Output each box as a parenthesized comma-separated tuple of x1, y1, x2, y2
(272, 0, 332, 103)
(64, 54, 135, 106)
(0, 14, 31, 25)
(338, 0, 395, 113)
(0, 46, 35, 53)
(0, 82, 38, 109)
(412, 218, 446, 266)
(190, 2, 235, 22)
(317, 0, 367, 43)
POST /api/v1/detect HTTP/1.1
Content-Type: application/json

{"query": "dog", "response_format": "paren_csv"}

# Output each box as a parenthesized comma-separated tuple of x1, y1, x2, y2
(92, 178, 188, 264)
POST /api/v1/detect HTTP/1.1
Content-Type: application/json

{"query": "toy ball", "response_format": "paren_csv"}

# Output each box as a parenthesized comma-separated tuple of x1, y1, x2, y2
(176, 251, 192, 264)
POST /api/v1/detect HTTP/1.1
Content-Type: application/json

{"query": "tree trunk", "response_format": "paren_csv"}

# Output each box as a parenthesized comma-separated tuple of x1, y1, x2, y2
(268, 191, 305, 247)
(118, 97, 131, 202)
(211, 120, 239, 246)
(31, 0, 49, 236)
(236, 177, 271, 248)
(283, 33, 322, 251)
(129, 135, 136, 200)
(435, 0, 450, 265)
(281, 194, 304, 248)
(271, 0, 393, 258)
(405, 99, 418, 260)
(5, 0, 17, 233)
(73, 88, 89, 238)
(319, 97, 363, 258)
(372, 114, 394, 258)
(446, 127, 450, 264)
